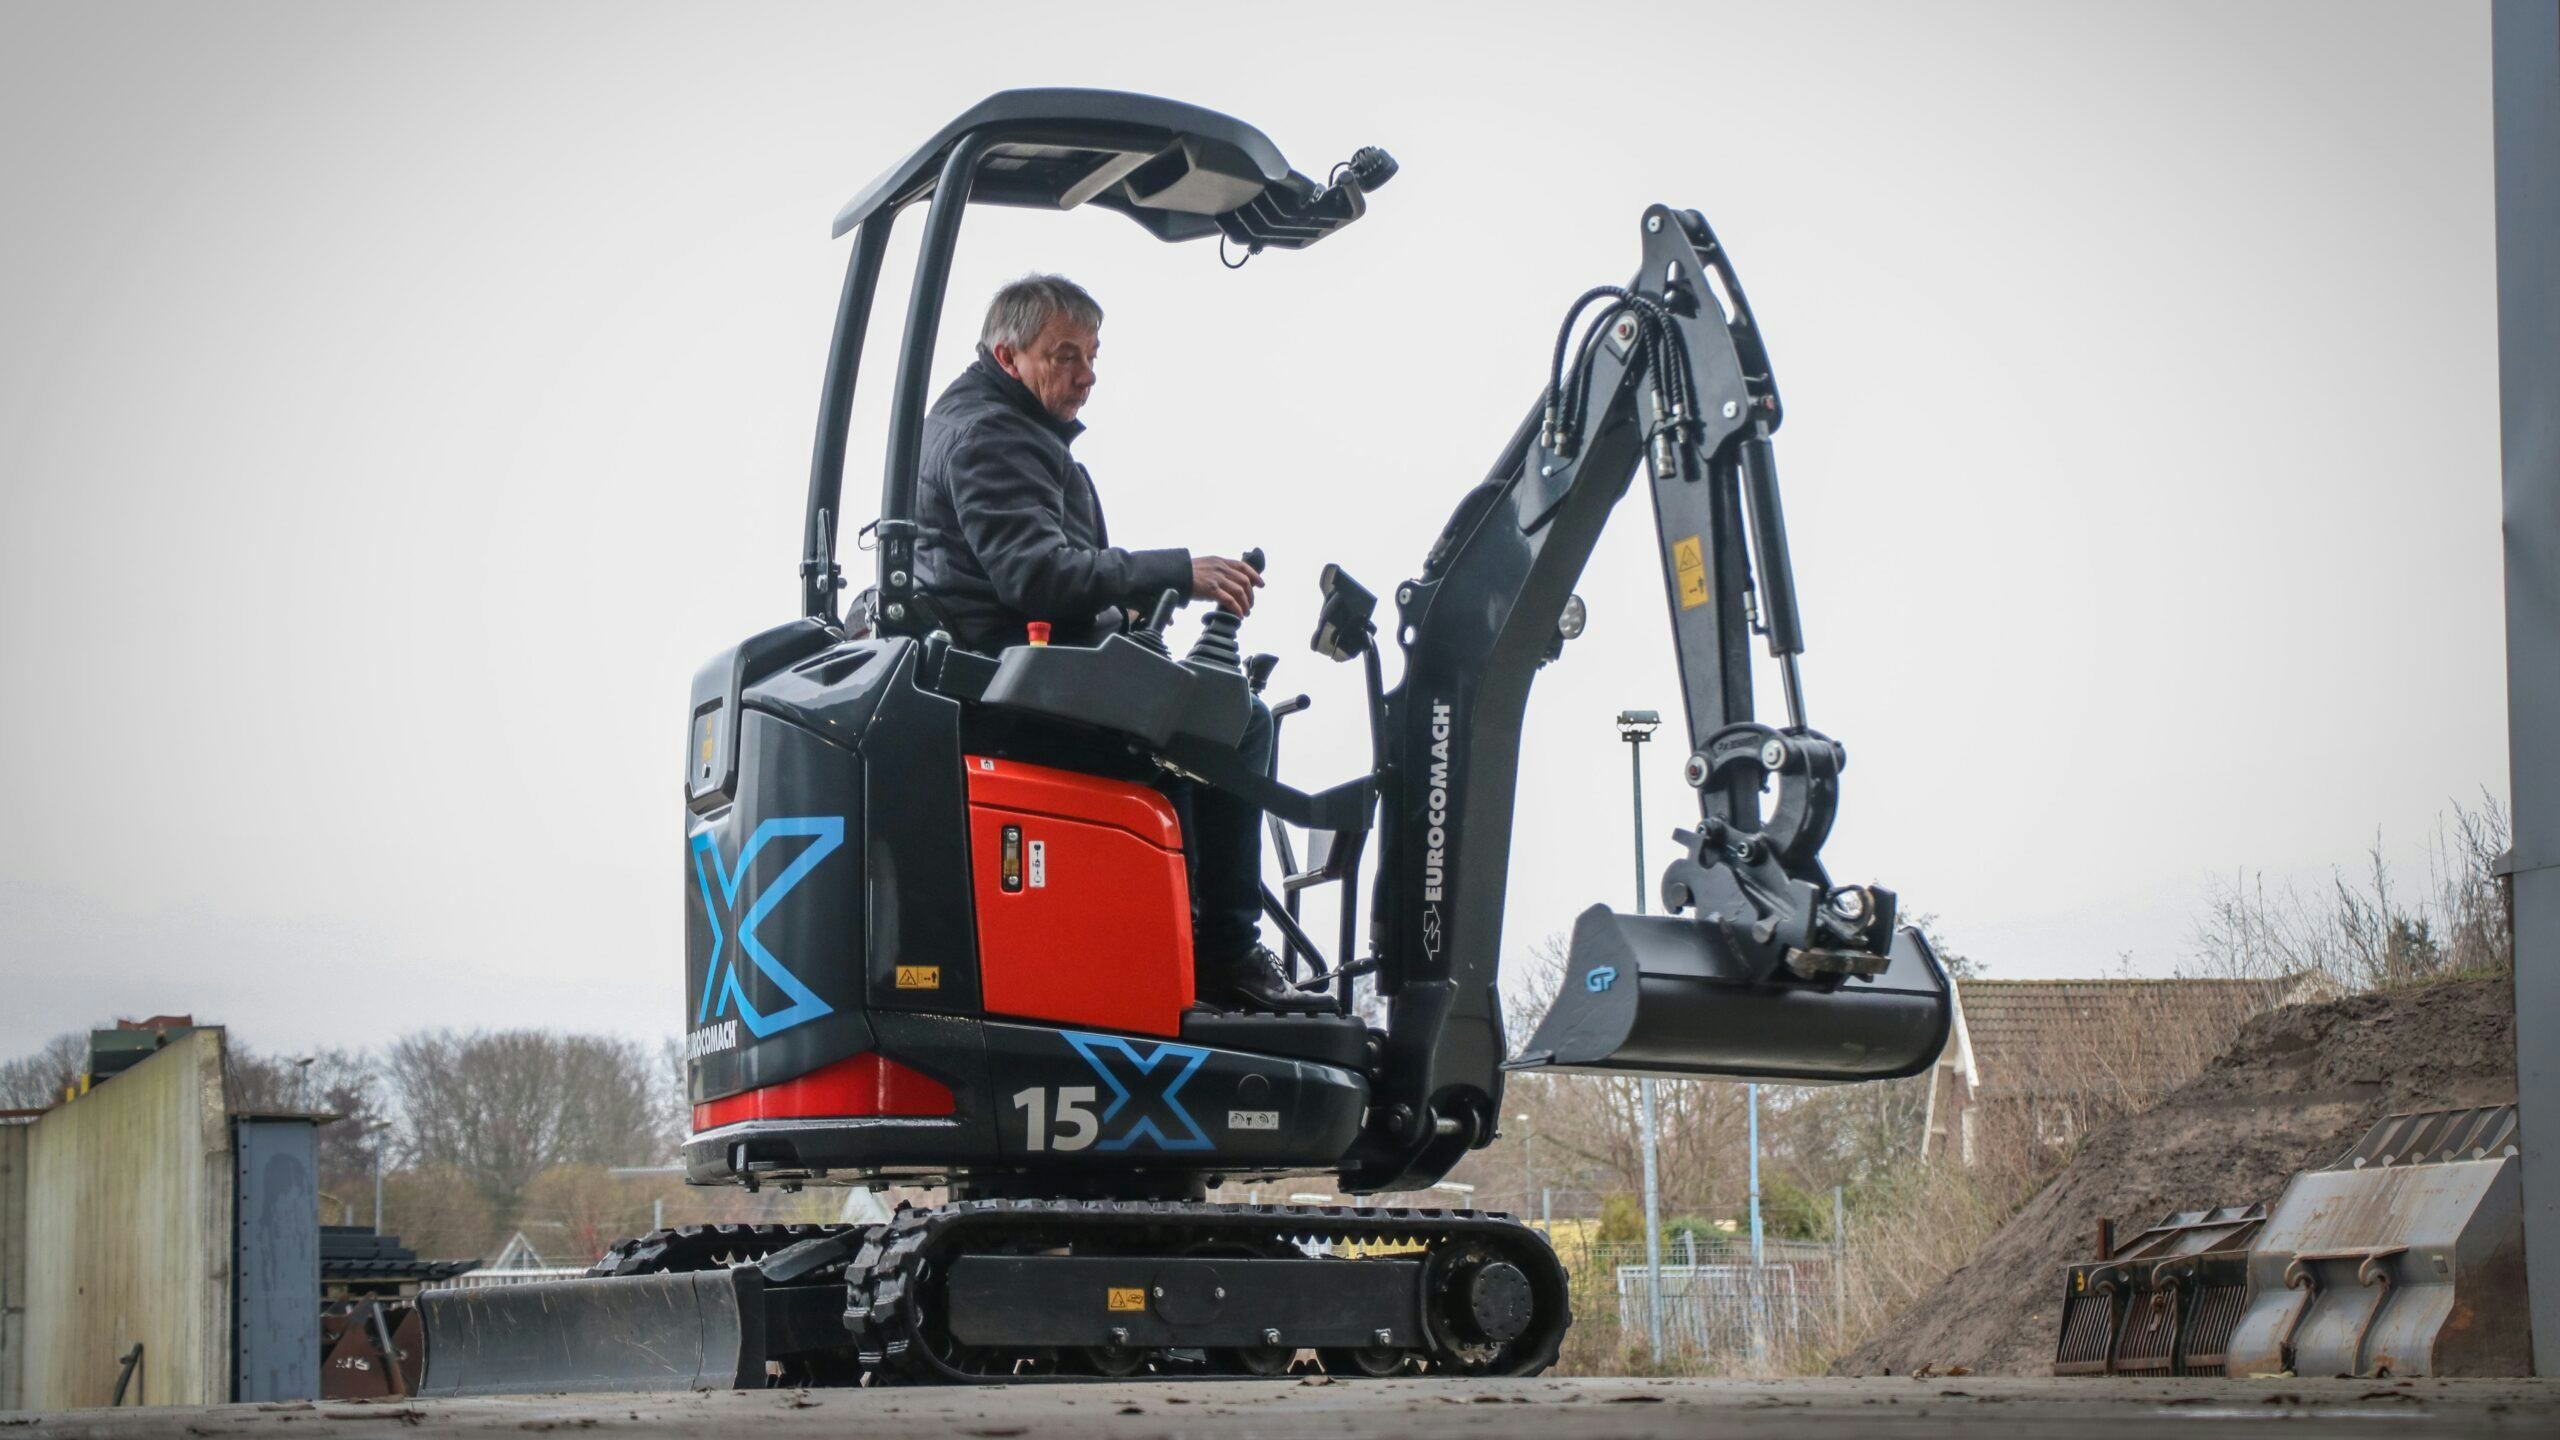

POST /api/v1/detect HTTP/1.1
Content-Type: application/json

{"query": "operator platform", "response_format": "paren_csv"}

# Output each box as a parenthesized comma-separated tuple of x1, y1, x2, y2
(913, 273, 1319, 1015)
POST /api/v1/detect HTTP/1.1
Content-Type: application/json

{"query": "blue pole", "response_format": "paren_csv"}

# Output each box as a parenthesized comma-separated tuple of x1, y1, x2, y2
(1747, 1083, 1764, 1266)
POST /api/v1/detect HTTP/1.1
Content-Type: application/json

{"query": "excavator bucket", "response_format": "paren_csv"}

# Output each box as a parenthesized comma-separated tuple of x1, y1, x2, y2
(2223, 1106, 2530, 1378)
(1507, 904, 1953, 1084)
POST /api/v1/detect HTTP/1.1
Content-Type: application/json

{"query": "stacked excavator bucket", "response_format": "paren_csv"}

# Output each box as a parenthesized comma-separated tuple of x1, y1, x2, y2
(2224, 1106, 2529, 1378)
(2051, 1106, 2529, 1381)
(2053, 1206, 2267, 1377)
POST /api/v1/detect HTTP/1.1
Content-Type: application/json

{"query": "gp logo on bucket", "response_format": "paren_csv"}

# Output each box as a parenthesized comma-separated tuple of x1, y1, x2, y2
(1586, 966, 1619, 993)
(690, 816, 842, 1037)
(1059, 1032, 1214, 1152)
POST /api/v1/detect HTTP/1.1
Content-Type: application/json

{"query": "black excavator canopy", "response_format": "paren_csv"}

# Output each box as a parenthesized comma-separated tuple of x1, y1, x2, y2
(831, 87, 1373, 246)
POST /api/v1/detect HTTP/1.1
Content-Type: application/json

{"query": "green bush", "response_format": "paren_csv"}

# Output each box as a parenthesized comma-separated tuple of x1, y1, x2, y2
(1596, 1192, 1644, 1244)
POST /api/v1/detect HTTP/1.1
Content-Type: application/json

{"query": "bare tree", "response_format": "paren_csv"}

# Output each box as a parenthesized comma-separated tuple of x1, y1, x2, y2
(226, 1045, 391, 1184)
(377, 1164, 503, 1263)
(658, 1034, 692, 1143)
(0, 1030, 93, 1109)
(385, 1029, 674, 1217)
(2188, 794, 2512, 991)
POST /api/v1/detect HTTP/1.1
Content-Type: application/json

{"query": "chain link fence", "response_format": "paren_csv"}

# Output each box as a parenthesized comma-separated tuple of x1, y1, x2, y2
(1537, 1226, 1880, 1376)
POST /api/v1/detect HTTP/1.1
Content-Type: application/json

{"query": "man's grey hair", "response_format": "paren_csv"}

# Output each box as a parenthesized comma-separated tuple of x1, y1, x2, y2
(980, 273, 1103, 352)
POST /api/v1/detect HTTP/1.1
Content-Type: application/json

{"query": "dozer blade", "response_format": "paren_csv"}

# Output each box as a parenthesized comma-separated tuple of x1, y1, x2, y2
(415, 1270, 765, 1397)
(1507, 904, 1951, 1084)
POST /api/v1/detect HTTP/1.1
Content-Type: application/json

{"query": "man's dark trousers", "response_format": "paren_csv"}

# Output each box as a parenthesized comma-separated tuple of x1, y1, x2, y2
(1164, 695, 1274, 965)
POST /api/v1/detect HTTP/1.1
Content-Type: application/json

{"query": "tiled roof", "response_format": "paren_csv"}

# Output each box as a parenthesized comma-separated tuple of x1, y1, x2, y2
(1956, 976, 2318, 1100)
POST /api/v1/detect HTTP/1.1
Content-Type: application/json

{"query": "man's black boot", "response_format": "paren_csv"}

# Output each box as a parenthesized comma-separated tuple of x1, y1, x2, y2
(1203, 943, 1332, 1014)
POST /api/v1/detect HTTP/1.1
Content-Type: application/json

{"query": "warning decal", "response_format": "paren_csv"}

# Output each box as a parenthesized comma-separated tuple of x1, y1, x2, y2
(1673, 535, 1709, 610)
(1107, 1286, 1146, 1312)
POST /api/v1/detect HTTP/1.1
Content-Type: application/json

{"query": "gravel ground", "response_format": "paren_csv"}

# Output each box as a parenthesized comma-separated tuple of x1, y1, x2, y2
(10, 1376, 2558, 1439)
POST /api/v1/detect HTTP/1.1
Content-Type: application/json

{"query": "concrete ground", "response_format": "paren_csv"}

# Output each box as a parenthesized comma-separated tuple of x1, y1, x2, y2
(9, 1376, 2557, 1439)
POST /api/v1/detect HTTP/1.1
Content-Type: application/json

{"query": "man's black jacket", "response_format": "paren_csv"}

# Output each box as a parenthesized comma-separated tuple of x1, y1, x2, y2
(913, 347, 1190, 652)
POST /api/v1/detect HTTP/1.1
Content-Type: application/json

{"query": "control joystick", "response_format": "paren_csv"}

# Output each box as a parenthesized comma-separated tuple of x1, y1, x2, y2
(1186, 611, 1243, 671)
(1183, 548, 1263, 672)
(1129, 588, 1181, 657)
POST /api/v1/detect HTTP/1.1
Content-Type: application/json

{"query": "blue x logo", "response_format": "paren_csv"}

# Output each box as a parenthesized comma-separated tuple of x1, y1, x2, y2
(691, 816, 842, 1037)
(1062, 1032, 1214, 1152)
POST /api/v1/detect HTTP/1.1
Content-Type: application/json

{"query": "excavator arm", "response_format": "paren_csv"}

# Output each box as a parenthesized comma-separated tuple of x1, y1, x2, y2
(1337, 206, 1951, 1193)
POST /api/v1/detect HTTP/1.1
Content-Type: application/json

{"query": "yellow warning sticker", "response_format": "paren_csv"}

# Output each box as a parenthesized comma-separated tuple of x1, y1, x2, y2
(1673, 535, 1709, 610)
(895, 965, 940, 990)
(1107, 1287, 1146, 1313)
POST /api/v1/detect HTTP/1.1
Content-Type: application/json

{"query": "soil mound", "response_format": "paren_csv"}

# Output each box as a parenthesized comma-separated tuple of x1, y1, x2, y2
(1835, 976, 2516, 1376)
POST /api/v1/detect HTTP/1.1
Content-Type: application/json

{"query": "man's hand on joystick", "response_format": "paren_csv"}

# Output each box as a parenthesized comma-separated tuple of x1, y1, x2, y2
(1189, 554, 1263, 616)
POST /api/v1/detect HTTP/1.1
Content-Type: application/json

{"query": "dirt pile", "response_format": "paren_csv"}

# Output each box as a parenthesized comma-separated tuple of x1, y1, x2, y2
(1836, 976, 2516, 1377)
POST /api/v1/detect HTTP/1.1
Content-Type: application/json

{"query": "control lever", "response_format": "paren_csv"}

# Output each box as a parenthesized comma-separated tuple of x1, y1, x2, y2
(1183, 548, 1264, 672)
(1131, 588, 1181, 656)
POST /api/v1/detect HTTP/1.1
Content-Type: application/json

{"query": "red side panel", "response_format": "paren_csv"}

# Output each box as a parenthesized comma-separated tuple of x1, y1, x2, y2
(965, 755, 1193, 1038)
(691, 1050, 954, 1132)
(966, 756, 1186, 845)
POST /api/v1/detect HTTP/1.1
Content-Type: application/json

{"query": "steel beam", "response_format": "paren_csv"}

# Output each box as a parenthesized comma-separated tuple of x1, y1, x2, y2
(2493, 0, 2560, 1379)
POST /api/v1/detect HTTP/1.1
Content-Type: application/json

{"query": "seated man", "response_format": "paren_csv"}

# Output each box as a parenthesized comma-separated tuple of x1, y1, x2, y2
(915, 273, 1324, 1015)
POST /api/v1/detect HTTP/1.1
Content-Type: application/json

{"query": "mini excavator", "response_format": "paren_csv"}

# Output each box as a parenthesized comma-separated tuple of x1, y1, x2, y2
(414, 89, 1952, 1392)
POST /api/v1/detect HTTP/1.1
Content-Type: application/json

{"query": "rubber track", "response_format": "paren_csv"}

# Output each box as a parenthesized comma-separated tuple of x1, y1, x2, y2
(588, 1222, 866, 1278)
(841, 1199, 1571, 1384)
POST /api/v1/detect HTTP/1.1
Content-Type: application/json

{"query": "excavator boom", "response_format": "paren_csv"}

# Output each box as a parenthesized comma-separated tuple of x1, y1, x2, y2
(1340, 206, 1950, 1188)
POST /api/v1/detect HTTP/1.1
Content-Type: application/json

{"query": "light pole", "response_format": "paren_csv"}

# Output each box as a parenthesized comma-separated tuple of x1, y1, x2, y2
(1748, 1086, 1764, 1265)
(1512, 1111, 1535, 1227)
(364, 1121, 391, 1236)
(1617, 708, 1668, 1361)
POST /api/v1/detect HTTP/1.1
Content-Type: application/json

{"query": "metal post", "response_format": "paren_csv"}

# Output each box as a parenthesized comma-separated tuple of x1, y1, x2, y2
(2495, 0, 2560, 1376)
(800, 216, 894, 620)
(654, 1196, 665, 1232)
(1520, 1116, 1535, 1222)
(372, 1141, 383, 1236)
(1747, 1081, 1769, 1363)
(1541, 1187, 1551, 1229)
(1832, 1185, 1847, 1338)
(874, 130, 991, 633)
(1620, 709, 1667, 1360)
(1747, 1084, 1764, 1266)
(1639, 1083, 1666, 1357)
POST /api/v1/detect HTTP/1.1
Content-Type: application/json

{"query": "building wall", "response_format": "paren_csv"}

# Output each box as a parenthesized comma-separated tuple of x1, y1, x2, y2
(1, 1122, 28, 1410)
(22, 1030, 234, 1409)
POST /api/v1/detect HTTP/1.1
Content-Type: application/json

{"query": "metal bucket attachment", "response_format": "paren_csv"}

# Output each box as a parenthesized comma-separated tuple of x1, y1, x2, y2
(1507, 903, 1951, 1084)
(2054, 1205, 2266, 1377)
(415, 1270, 765, 1397)
(2223, 1105, 2528, 1378)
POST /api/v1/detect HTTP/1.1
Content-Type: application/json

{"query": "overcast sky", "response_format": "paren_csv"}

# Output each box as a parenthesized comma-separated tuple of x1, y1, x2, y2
(0, 1, 2511, 1061)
